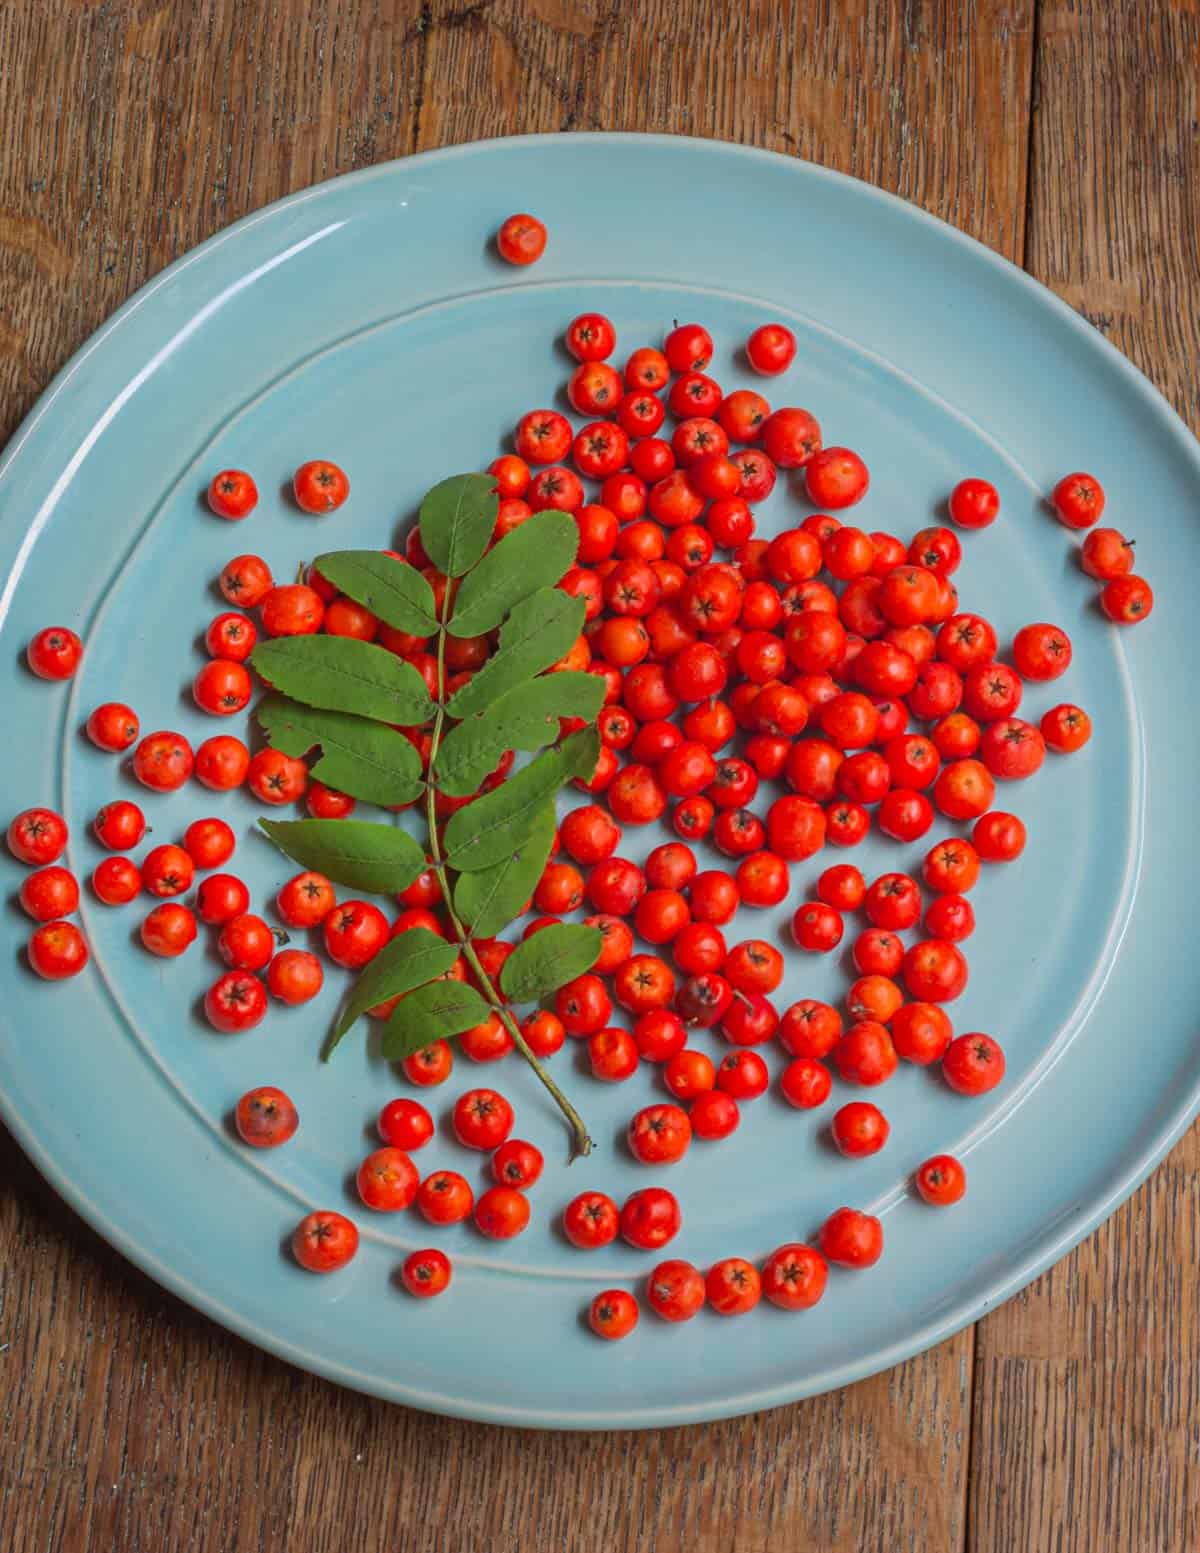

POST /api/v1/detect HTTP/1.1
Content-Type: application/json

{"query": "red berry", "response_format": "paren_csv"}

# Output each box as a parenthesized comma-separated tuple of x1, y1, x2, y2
(565, 312, 616, 362)
(627, 1103, 691, 1165)
(972, 811, 1027, 862)
(1011, 622, 1072, 680)
(563, 1191, 620, 1248)
(474, 1185, 531, 1239)
(378, 1097, 435, 1151)
(452, 1088, 514, 1150)
(220, 553, 273, 606)
(818, 1207, 883, 1268)
(716, 1049, 769, 1100)
(1051, 471, 1105, 529)
(266, 948, 323, 1005)
(620, 1186, 681, 1250)
(1100, 574, 1154, 625)
(207, 469, 258, 519)
(761, 1243, 828, 1310)
(779, 1000, 842, 1059)
(490, 1138, 544, 1190)
(293, 460, 349, 514)
(831, 1101, 890, 1157)
(132, 730, 194, 791)
(916, 1153, 967, 1206)
(1080, 528, 1134, 580)
(947, 478, 1000, 530)
(400, 1248, 452, 1298)
(891, 1001, 954, 1065)
(833, 1020, 898, 1086)
(196, 872, 250, 925)
(235, 1086, 299, 1148)
(745, 323, 796, 376)
(689, 1089, 740, 1139)
(791, 901, 844, 953)
(416, 1171, 473, 1226)
(204, 971, 267, 1032)
(292, 1211, 357, 1273)
(780, 1057, 833, 1109)
(761, 407, 821, 469)
(1041, 703, 1092, 753)
(8, 807, 69, 865)
(27, 920, 89, 980)
(805, 447, 869, 509)
(943, 1032, 1005, 1094)
(589, 1289, 639, 1340)
(496, 213, 547, 265)
(183, 816, 236, 870)
(86, 702, 140, 752)
(356, 1146, 419, 1212)
(26, 626, 83, 680)
(19, 865, 79, 922)
(646, 1258, 706, 1322)
(705, 1257, 761, 1315)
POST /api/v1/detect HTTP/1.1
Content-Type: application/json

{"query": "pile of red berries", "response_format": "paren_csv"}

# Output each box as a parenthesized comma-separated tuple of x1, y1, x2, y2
(1051, 473, 1154, 623)
(6, 281, 1154, 1335)
(281, 1085, 546, 1293)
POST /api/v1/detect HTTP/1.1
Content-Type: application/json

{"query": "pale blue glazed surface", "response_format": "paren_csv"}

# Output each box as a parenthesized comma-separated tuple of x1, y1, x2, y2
(0, 134, 1196, 1428)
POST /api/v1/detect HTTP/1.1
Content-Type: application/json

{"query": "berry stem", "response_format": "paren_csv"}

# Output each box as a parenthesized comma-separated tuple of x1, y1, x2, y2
(424, 576, 593, 1162)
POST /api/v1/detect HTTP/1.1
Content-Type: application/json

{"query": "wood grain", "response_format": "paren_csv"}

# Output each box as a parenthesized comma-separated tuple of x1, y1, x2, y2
(0, 1124, 972, 1553)
(0, 0, 428, 448)
(966, 3, 1200, 1550)
(29, 1, 1200, 1550)
(417, 0, 1036, 259)
(1019, 0, 1200, 435)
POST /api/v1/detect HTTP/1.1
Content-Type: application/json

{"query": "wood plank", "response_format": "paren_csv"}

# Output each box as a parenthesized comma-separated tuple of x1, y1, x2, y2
(1018, 0, 1200, 435)
(0, 0, 427, 448)
(968, 2, 1200, 1550)
(416, 0, 1036, 258)
(0, 4, 1035, 1552)
(968, 1130, 1200, 1552)
(0, 1132, 974, 1552)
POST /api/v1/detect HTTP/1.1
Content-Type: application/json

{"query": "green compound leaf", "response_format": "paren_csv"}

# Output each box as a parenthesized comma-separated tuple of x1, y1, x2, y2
(453, 803, 558, 938)
(447, 510, 578, 638)
(418, 473, 498, 579)
(445, 588, 584, 721)
(380, 980, 492, 1061)
(499, 923, 604, 1004)
(256, 694, 424, 807)
(258, 818, 425, 895)
(251, 636, 434, 725)
(442, 728, 599, 873)
(311, 550, 437, 637)
(432, 672, 605, 797)
(326, 928, 460, 1054)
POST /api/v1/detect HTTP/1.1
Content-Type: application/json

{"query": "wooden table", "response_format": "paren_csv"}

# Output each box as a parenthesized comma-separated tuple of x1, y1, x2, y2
(1, 4, 1197, 1549)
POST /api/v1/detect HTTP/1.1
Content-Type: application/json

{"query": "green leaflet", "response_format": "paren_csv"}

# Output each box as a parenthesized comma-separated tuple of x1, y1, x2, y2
(380, 980, 492, 1061)
(251, 636, 434, 725)
(258, 818, 426, 894)
(447, 510, 578, 638)
(256, 694, 424, 807)
(418, 473, 498, 578)
(432, 672, 605, 797)
(326, 928, 460, 1053)
(500, 923, 604, 1004)
(311, 550, 437, 637)
(444, 588, 585, 721)
(442, 728, 599, 873)
(453, 803, 558, 938)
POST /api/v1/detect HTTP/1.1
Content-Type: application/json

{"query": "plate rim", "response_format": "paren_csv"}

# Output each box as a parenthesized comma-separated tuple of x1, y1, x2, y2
(3, 130, 1199, 1429)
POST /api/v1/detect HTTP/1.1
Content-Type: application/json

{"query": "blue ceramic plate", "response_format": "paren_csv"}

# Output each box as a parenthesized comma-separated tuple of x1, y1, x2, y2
(1, 135, 1197, 1429)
